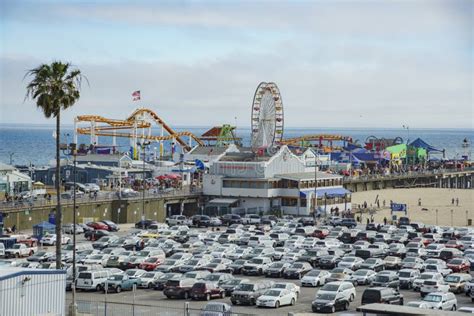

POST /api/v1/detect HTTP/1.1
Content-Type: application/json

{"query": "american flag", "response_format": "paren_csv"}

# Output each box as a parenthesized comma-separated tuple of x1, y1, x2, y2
(132, 90, 141, 101)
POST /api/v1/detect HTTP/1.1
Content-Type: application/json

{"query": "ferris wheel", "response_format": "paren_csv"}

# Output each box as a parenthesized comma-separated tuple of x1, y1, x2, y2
(251, 82, 284, 148)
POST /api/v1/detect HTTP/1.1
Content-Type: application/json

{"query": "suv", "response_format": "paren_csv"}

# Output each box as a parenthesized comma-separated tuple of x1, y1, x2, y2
(420, 279, 450, 297)
(283, 261, 313, 279)
(191, 215, 211, 227)
(242, 257, 272, 276)
(398, 269, 421, 290)
(163, 278, 196, 299)
(339, 218, 357, 228)
(241, 214, 261, 225)
(221, 214, 242, 226)
(166, 215, 190, 226)
(230, 280, 274, 305)
(361, 287, 404, 305)
(422, 292, 457, 310)
(190, 282, 225, 300)
(318, 281, 356, 302)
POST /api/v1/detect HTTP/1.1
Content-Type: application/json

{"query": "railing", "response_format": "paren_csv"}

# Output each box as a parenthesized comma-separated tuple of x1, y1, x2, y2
(0, 187, 202, 212)
(343, 167, 474, 183)
(66, 299, 258, 316)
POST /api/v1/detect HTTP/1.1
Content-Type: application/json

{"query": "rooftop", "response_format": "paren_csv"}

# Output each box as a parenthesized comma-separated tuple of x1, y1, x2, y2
(189, 146, 229, 156)
(0, 162, 16, 172)
(276, 172, 342, 181)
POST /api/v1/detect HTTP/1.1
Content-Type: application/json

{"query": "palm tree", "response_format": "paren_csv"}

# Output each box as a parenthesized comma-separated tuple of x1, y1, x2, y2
(25, 61, 85, 268)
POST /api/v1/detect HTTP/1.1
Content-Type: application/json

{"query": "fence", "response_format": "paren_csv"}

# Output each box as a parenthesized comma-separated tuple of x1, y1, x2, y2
(66, 299, 258, 316)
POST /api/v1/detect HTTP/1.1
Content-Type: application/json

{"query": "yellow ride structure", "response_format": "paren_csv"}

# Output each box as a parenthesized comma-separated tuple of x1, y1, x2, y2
(74, 108, 203, 156)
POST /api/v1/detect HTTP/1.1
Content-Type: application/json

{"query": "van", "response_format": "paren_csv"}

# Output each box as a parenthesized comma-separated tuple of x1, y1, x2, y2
(76, 270, 111, 291)
(361, 287, 404, 305)
(422, 292, 457, 310)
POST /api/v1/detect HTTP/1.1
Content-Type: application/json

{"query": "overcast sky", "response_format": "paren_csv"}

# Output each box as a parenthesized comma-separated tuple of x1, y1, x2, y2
(0, 0, 472, 129)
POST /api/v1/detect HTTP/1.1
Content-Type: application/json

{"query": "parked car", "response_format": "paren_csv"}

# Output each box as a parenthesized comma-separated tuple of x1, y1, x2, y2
(255, 288, 296, 308)
(100, 220, 119, 232)
(283, 261, 312, 279)
(190, 282, 225, 301)
(265, 262, 291, 278)
(221, 214, 242, 226)
(40, 234, 71, 246)
(103, 274, 139, 293)
(200, 302, 233, 316)
(230, 280, 274, 305)
(447, 258, 471, 273)
(163, 278, 196, 299)
(398, 269, 421, 290)
(317, 281, 356, 303)
(349, 269, 377, 286)
(301, 269, 331, 287)
(134, 219, 158, 229)
(361, 287, 404, 305)
(422, 292, 457, 311)
(192, 215, 211, 227)
(220, 278, 250, 296)
(444, 273, 472, 294)
(371, 271, 399, 289)
(420, 279, 450, 297)
(86, 222, 109, 231)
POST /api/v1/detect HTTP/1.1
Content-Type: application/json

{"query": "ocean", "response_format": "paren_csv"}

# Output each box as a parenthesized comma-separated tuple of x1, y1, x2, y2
(0, 124, 472, 166)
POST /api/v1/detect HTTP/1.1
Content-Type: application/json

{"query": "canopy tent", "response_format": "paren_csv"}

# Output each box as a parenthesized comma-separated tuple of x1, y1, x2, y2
(32, 221, 55, 239)
(300, 187, 351, 198)
(207, 198, 239, 206)
(33, 181, 45, 186)
(409, 138, 443, 153)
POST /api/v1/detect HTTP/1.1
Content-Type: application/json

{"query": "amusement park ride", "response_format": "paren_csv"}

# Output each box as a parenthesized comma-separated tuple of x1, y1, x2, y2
(74, 81, 359, 160)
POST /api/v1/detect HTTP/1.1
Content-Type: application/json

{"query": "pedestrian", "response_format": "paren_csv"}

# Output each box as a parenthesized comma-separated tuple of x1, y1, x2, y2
(383, 200, 386, 207)
(383, 217, 387, 225)
(366, 218, 370, 225)
(377, 200, 380, 208)
(452, 198, 455, 205)
(418, 198, 421, 206)
(456, 198, 459, 206)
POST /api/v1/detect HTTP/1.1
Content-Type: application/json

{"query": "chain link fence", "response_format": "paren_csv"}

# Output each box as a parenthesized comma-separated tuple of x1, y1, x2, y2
(67, 299, 258, 316)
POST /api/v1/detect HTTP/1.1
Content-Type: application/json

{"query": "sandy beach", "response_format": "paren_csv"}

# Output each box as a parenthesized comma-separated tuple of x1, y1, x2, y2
(351, 188, 474, 227)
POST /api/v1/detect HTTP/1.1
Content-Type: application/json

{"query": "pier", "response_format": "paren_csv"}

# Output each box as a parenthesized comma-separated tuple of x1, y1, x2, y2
(343, 169, 474, 192)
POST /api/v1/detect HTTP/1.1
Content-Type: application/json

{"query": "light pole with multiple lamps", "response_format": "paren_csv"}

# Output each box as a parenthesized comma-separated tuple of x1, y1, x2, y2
(139, 141, 151, 229)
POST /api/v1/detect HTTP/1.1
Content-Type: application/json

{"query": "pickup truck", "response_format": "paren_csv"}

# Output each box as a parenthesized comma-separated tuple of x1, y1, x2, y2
(5, 243, 37, 258)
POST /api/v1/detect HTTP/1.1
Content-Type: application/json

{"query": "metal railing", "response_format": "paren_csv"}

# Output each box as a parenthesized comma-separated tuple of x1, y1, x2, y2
(66, 299, 258, 316)
(0, 187, 202, 212)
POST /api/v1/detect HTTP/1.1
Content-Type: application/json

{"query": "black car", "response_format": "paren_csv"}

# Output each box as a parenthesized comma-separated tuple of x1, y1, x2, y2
(312, 294, 350, 313)
(283, 261, 313, 279)
(135, 219, 158, 229)
(366, 223, 379, 231)
(318, 255, 341, 269)
(298, 249, 329, 267)
(228, 260, 247, 275)
(221, 214, 242, 226)
(192, 215, 211, 227)
(84, 229, 110, 241)
(265, 262, 291, 278)
(361, 287, 404, 305)
(100, 220, 119, 232)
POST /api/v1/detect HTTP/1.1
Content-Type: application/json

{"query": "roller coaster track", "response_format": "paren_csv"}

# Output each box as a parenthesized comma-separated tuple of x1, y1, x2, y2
(75, 108, 203, 151)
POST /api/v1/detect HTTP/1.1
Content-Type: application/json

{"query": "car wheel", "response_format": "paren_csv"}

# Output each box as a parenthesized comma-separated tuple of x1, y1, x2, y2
(331, 305, 336, 313)
(206, 293, 211, 301)
(221, 291, 225, 299)
(184, 292, 189, 300)
(148, 282, 153, 289)
(291, 298, 295, 306)
(400, 299, 404, 305)
(115, 286, 121, 293)
(344, 302, 349, 310)
(96, 285, 102, 292)
(452, 305, 457, 311)
(316, 281, 320, 287)
(275, 301, 280, 308)
(349, 294, 355, 302)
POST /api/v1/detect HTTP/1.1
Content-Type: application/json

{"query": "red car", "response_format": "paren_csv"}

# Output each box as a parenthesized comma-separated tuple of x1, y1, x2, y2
(445, 240, 464, 250)
(312, 229, 329, 239)
(138, 257, 163, 271)
(412, 237, 430, 246)
(86, 221, 109, 230)
(190, 282, 225, 300)
(447, 258, 471, 273)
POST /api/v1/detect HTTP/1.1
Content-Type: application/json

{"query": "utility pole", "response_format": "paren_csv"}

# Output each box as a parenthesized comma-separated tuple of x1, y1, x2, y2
(139, 141, 150, 229)
(313, 150, 318, 219)
(9, 152, 14, 165)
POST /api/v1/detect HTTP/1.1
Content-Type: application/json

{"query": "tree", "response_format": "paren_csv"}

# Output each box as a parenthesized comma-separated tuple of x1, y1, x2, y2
(26, 61, 85, 268)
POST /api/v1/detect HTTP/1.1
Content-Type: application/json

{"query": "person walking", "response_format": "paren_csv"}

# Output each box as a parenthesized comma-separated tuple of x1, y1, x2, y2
(456, 198, 459, 206)
(383, 217, 387, 225)
(452, 198, 455, 205)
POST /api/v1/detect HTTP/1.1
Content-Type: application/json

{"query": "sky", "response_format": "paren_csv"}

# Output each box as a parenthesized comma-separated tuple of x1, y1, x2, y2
(0, 0, 473, 129)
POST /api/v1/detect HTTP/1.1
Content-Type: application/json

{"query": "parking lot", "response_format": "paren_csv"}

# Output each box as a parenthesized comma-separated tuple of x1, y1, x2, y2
(57, 220, 474, 315)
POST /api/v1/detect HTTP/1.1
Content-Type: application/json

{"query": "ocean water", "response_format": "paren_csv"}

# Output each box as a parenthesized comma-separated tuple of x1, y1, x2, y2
(0, 124, 472, 166)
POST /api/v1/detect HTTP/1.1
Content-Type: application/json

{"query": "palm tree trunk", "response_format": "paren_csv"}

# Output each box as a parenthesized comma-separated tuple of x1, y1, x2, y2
(55, 111, 62, 268)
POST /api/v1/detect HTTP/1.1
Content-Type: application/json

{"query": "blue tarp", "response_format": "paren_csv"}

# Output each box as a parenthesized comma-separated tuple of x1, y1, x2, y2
(409, 138, 443, 153)
(300, 187, 351, 198)
(33, 221, 55, 239)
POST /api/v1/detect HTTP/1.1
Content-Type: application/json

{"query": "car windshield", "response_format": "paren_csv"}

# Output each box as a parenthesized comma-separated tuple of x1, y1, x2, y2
(307, 270, 321, 276)
(366, 259, 377, 264)
(343, 257, 355, 262)
(449, 259, 463, 264)
(250, 259, 263, 264)
(424, 295, 442, 302)
(226, 279, 241, 285)
(420, 274, 433, 280)
(236, 284, 254, 291)
(375, 276, 389, 282)
(321, 284, 339, 291)
(354, 270, 368, 276)
(108, 275, 123, 281)
(273, 284, 287, 289)
(205, 275, 221, 281)
(142, 273, 155, 278)
(234, 260, 245, 265)
(263, 290, 281, 297)
(317, 293, 336, 300)
(399, 272, 412, 278)
(271, 263, 285, 268)
(445, 275, 460, 282)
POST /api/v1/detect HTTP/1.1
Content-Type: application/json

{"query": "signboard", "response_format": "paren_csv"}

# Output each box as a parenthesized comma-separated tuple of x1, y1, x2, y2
(391, 203, 407, 215)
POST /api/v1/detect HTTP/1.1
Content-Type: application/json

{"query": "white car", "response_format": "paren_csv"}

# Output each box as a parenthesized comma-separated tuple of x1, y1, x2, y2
(337, 256, 364, 270)
(317, 281, 356, 302)
(272, 282, 300, 298)
(422, 292, 457, 311)
(165, 215, 191, 226)
(242, 214, 261, 225)
(413, 272, 444, 291)
(301, 270, 331, 287)
(349, 269, 377, 285)
(138, 271, 163, 288)
(41, 234, 71, 246)
(83, 254, 110, 266)
(420, 280, 450, 297)
(256, 288, 297, 308)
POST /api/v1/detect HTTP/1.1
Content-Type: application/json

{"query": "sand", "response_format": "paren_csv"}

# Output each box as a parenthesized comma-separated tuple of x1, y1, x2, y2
(351, 188, 474, 227)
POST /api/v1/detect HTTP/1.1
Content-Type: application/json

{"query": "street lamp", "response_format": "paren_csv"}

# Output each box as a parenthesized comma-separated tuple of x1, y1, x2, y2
(451, 209, 454, 227)
(138, 141, 151, 229)
(61, 142, 77, 316)
(435, 209, 439, 226)
(313, 150, 319, 219)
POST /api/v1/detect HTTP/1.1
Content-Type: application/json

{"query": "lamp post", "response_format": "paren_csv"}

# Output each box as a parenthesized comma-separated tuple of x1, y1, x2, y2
(451, 209, 454, 227)
(435, 209, 439, 226)
(313, 150, 318, 219)
(402, 125, 409, 168)
(9, 152, 14, 165)
(139, 141, 151, 229)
